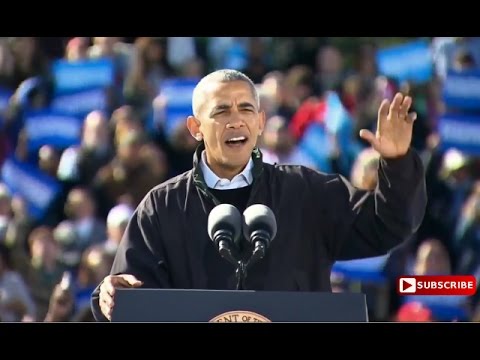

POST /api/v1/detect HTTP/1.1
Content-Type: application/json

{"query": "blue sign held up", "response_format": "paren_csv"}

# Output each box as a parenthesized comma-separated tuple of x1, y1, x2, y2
(52, 58, 115, 94)
(297, 92, 362, 174)
(332, 255, 390, 284)
(442, 69, 480, 111)
(438, 113, 480, 155)
(24, 110, 83, 152)
(159, 78, 199, 107)
(297, 122, 332, 173)
(158, 78, 199, 139)
(376, 39, 433, 84)
(50, 87, 107, 118)
(1, 157, 62, 220)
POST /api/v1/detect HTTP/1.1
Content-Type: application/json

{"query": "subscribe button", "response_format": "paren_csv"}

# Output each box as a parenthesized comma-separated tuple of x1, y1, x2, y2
(397, 275, 477, 296)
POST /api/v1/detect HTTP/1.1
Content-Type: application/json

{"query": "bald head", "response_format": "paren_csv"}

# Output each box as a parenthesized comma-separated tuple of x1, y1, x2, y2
(192, 69, 259, 118)
(83, 110, 109, 148)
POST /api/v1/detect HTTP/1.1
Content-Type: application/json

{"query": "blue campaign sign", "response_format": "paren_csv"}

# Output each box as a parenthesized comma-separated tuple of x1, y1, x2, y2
(50, 87, 107, 118)
(163, 107, 190, 138)
(52, 58, 114, 94)
(438, 113, 480, 155)
(298, 92, 362, 174)
(160, 78, 198, 107)
(376, 39, 433, 84)
(442, 69, 480, 110)
(223, 41, 248, 70)
(1, 157, 61, 220)
(324, 92, 362, 152)
(159, 78, 199, 139)
(297, 122, 333, 173)
(332, 255, 390, 284)
(324, 91, 351, 134)
(24, 110, 83, 151)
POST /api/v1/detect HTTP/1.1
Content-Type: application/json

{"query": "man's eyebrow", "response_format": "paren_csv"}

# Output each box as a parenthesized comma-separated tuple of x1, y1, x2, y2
(209, 102, 256, 116)
(210, 104, 232, 116)
(238, 102, 256, 109)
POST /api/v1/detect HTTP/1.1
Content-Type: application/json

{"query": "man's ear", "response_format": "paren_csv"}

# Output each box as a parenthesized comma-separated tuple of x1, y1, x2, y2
(187, 116, 203, 141)
(258, 110, 266, 137)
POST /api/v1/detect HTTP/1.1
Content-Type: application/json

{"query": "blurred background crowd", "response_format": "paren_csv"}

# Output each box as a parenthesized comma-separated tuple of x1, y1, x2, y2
(0, 36, 479, 322)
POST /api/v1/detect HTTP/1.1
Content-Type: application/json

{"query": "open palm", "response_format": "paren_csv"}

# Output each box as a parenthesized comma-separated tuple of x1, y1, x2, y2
(360, 93, 417, 159)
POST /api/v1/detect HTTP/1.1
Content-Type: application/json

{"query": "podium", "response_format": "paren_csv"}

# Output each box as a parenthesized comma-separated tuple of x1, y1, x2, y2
(111, 288, 369, 322)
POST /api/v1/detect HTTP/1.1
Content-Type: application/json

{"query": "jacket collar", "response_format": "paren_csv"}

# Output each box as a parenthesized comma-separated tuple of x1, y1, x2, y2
(200, 150, 253, 189)
(192, 142, 264, 204)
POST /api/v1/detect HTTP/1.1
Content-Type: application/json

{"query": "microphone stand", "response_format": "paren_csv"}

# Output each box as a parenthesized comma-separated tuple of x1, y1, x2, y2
(236, 241, 267, 290)
(235, 261, 247, 290)
(217, 236, 268, 291)
(216, 240, 247, 290)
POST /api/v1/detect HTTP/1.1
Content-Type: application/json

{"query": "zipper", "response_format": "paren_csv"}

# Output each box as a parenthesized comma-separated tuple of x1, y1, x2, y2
(193, 172, 220, 206)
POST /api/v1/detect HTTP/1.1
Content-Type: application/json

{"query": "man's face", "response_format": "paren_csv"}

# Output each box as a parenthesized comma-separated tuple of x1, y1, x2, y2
(194, 81, 265, 174)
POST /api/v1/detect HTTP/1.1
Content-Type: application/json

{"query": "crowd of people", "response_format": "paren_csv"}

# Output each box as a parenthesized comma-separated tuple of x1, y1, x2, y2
(0, 37, 479, 322)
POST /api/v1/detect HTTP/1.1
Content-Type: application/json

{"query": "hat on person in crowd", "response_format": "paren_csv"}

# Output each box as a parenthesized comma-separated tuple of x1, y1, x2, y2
(395, 302, 433, 322)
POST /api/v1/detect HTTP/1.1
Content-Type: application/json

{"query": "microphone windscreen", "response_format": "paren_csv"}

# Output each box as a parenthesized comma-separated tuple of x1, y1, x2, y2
(243, 204, 277, 241)
(207, 204, 242, 242)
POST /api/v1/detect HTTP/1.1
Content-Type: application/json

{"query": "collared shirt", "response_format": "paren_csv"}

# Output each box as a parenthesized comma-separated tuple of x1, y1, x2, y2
(200, 151, 253, 189)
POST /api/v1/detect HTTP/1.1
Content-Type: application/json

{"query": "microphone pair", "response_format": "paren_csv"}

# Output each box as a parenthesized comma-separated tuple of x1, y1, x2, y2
(207, 204, 277, 267)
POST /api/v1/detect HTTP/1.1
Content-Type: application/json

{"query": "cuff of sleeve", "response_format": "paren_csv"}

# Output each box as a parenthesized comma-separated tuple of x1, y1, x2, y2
(380, 148, 417, 176)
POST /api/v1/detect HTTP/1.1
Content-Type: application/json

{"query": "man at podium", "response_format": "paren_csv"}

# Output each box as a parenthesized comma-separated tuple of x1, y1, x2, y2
(91, 69, 427, 321)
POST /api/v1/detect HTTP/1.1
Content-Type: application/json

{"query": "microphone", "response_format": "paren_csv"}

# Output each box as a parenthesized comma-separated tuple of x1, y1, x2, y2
(243, 204, 277, 265)
(208, 204, 242, 267)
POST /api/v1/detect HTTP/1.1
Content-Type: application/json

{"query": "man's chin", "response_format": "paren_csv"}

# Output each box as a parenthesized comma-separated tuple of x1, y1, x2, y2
(221, 149, 253, 168)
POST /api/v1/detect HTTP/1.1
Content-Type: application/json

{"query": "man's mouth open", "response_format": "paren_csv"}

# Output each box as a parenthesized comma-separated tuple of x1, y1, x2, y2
(225, 136, 248, 147)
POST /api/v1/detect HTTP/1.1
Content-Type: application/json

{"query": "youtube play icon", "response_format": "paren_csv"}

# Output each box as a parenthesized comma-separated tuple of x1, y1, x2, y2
(399, 277, 416, 293)
(402, 279, 412, 290)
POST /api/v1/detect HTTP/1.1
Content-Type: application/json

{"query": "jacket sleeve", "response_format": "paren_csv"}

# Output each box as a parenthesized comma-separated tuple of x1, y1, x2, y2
(90, 190, 171, 321)
(319, 147, 427, 261)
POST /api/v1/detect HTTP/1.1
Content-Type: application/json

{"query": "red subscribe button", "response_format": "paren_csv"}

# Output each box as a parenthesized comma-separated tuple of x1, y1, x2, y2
(397, 275, 477, 296)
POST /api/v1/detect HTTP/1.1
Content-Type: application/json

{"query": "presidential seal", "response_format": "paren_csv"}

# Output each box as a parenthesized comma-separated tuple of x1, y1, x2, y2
(209, 311, 271, 323)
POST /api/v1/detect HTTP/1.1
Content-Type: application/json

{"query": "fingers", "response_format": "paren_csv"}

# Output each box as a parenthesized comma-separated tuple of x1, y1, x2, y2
(99, 281, 114, 321)
(398, 95, 412, 119)
(389, 92, 414, 121)
(105, 274, 143, 291)
(100, 278, 114, 297)
(389, 93, 403, 118)
(120, 274, 143, 287)
(377, 99, 390, 133)
(359, 129, 380, 150)
(100, 297, 113, 321)
(378, 99, 390, 122)
(382, 93, 416, 128)
(101, 292, 115, 311)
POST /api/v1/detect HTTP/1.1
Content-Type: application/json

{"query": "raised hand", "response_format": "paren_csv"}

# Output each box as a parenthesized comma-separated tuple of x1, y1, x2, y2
(359, 92, 417, 159)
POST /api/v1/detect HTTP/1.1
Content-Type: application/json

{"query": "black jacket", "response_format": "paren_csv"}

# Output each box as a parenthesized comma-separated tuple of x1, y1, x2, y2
(91, 144, 427, 321)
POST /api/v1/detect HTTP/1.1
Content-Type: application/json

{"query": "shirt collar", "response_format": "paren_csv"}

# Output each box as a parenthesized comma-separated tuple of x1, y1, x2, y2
(200, 150, 253, 189)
